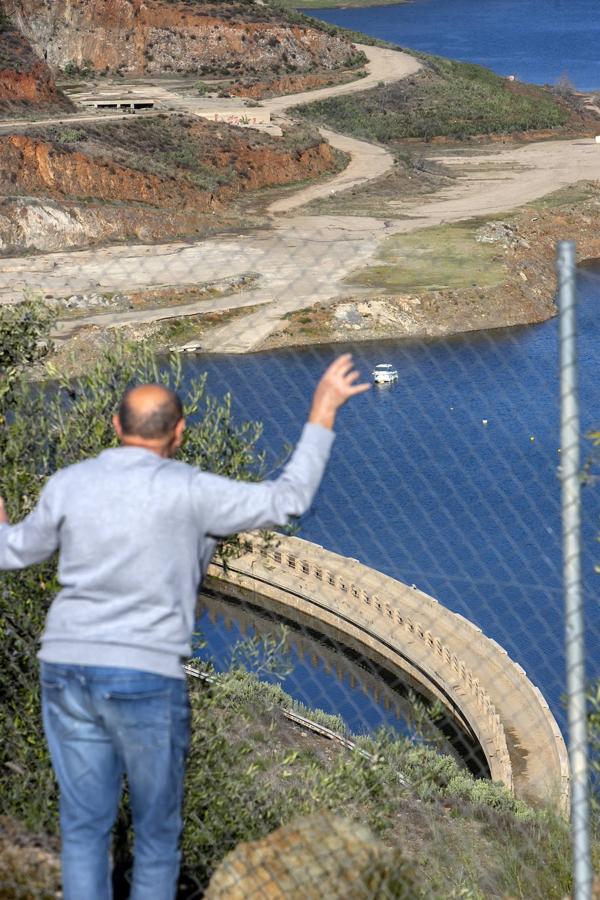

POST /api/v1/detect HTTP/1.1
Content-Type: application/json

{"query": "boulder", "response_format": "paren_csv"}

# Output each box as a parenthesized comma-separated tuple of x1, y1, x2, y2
(204, 812, 417, 899)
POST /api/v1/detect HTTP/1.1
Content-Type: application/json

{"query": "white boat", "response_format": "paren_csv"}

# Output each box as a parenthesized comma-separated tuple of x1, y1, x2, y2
(372, 363, 398, 384)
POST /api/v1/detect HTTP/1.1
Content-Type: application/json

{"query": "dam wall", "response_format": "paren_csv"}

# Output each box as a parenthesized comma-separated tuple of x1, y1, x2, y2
(206, 534, 570, 810)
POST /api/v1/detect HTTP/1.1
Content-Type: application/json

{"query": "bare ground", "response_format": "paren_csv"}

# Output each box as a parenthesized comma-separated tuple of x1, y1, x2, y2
(2, 45, 600, 355)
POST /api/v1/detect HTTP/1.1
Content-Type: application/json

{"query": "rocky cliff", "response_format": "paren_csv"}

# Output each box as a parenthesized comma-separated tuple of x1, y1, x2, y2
(4, 0, 359, 77)
(0, 16, 72, 114)
(0, 116, 338, 252)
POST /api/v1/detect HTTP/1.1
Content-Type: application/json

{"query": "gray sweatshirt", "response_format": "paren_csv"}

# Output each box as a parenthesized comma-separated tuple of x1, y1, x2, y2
(0, 423, 334, 678)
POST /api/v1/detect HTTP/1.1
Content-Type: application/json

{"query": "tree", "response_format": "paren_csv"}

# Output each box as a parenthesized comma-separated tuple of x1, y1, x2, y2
(0, 299, 54, 413)
(554, 71, 576, 99)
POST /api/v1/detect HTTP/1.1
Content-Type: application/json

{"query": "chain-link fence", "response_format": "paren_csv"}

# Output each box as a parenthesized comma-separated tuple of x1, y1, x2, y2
(2, 238, 599, 899)
(1, 97, 600, 896)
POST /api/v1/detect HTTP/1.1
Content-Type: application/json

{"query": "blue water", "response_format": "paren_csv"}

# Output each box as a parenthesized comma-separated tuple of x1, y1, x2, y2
(305, 0, 600, 91)
(196, 593, 489, 771)
(197, 594, 424, 738)
(185, 264, 600, 736)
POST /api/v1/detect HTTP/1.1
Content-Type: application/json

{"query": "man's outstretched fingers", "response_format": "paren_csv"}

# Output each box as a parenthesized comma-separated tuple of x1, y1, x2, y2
(309, 355, 371, 429)
(348, 380, 371, 397)
(339, 358, 370, 391)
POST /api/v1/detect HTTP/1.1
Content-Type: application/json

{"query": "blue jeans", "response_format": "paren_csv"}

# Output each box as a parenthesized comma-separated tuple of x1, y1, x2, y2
(40, 662, 190, 900)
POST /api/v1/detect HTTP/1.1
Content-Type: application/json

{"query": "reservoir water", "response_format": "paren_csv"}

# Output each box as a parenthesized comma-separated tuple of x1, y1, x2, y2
(190, 0, 600, 748)
(196, 589, 489, 766)
(188, 263, 600, 738)
(305, 0, 600, 91)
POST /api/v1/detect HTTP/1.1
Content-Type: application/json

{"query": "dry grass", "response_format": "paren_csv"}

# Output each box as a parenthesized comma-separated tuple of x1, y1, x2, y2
(346, 220, 507, 294)
(0, 817, 61, 900)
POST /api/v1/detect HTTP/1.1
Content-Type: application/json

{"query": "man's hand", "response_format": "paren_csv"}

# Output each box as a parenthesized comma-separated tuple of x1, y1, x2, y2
(0, 498, 8, 525)
(308, 354, 371, 430)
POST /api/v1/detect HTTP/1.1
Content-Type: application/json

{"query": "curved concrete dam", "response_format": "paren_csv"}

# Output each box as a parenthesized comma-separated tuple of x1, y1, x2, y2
(205, 534, 569, 810)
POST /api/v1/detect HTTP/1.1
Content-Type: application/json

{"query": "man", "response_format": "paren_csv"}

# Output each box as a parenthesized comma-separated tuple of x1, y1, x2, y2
(0, 354, 369, 900)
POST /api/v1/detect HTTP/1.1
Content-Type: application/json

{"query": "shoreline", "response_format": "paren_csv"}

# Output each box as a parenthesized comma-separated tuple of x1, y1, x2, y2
(4, 42, 600, 367)
(43, 194, 600, 376)
(295, 0, 408, 8)
(255, 186, 600, 354)
(39, 178, 600, 374)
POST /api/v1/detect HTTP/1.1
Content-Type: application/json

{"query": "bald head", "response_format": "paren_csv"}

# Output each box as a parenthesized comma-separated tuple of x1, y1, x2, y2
(116, 384, 183, 443)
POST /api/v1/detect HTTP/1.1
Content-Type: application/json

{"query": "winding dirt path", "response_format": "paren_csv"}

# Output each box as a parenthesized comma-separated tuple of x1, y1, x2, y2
(191, 138, 600, 353)
(387, 139, 600, 225)
(1, 44, 600, 352)
(264, 45, 422, 115)
(266, 46, 421, 213)
(268, 126, 393, 214)
(0, 44, 423, 342)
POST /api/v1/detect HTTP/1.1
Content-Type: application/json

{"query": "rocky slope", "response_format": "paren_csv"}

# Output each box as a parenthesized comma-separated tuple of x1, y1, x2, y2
(4, 0, 360, 77)
(0, 116, 338, 252)
(227, 68, 364, 100)
(0, 14, 72, 114)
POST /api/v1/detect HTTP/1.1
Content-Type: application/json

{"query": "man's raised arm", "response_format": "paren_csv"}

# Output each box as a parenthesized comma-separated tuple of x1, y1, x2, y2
(196, 354, 370, 538)
(0, 489, 60, 570)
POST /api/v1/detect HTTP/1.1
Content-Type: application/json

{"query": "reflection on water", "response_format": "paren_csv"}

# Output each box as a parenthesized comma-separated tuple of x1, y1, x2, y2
(197, 590, 490, 777)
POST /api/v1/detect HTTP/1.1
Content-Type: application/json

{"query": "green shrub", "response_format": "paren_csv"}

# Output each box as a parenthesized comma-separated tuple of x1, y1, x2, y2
(0, 298, 54, 408)
(63, 59, 94, 78)
(56, 127, 87, 144)
(294, 56, 569, 141)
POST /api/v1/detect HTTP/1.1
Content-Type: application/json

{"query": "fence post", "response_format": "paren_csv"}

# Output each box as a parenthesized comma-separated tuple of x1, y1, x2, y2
(557, 240, 592, 900)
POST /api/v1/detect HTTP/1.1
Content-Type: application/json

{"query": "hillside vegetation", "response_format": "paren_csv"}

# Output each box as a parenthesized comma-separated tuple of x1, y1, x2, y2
(178, 664, 584, 898)
(19, 115, 334, 195)
(0, 115, 341, 253)
(293, 55, 575, 140)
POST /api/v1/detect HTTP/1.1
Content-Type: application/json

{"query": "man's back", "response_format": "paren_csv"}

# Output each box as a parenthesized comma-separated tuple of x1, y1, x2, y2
(40, 447, 205, 678)
(3, 423, 335, 677)
(0, 356, 368, 900)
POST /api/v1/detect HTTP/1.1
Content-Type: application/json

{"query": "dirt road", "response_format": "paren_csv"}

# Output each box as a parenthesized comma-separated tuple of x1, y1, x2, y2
(55, 293, 271, 342)
(268, 126, 394, 214)
(388, 139, 600, 226)
(3, 217, 388, 345)
(264, 45, 421, 115)
(0, 44, 419, 334)
(192, 136, 600, 353)
(2, 44, 600, 352)
(266, 46, 421, 214)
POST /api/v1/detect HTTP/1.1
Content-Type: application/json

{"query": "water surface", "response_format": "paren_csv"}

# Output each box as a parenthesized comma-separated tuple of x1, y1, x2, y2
(306, 0, 600, 91)
(189, 0, 600, 743)
(196, 590, 487, 770)
(186, 264, 600, 734)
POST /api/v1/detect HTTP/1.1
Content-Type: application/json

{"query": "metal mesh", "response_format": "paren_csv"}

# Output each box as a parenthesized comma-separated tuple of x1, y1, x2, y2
(2, 143, 600, 899)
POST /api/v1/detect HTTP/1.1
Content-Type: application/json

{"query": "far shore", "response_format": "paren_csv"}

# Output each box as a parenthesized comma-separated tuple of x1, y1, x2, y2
(3, 43, 600, 369)
(292, 0, 407, 8)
